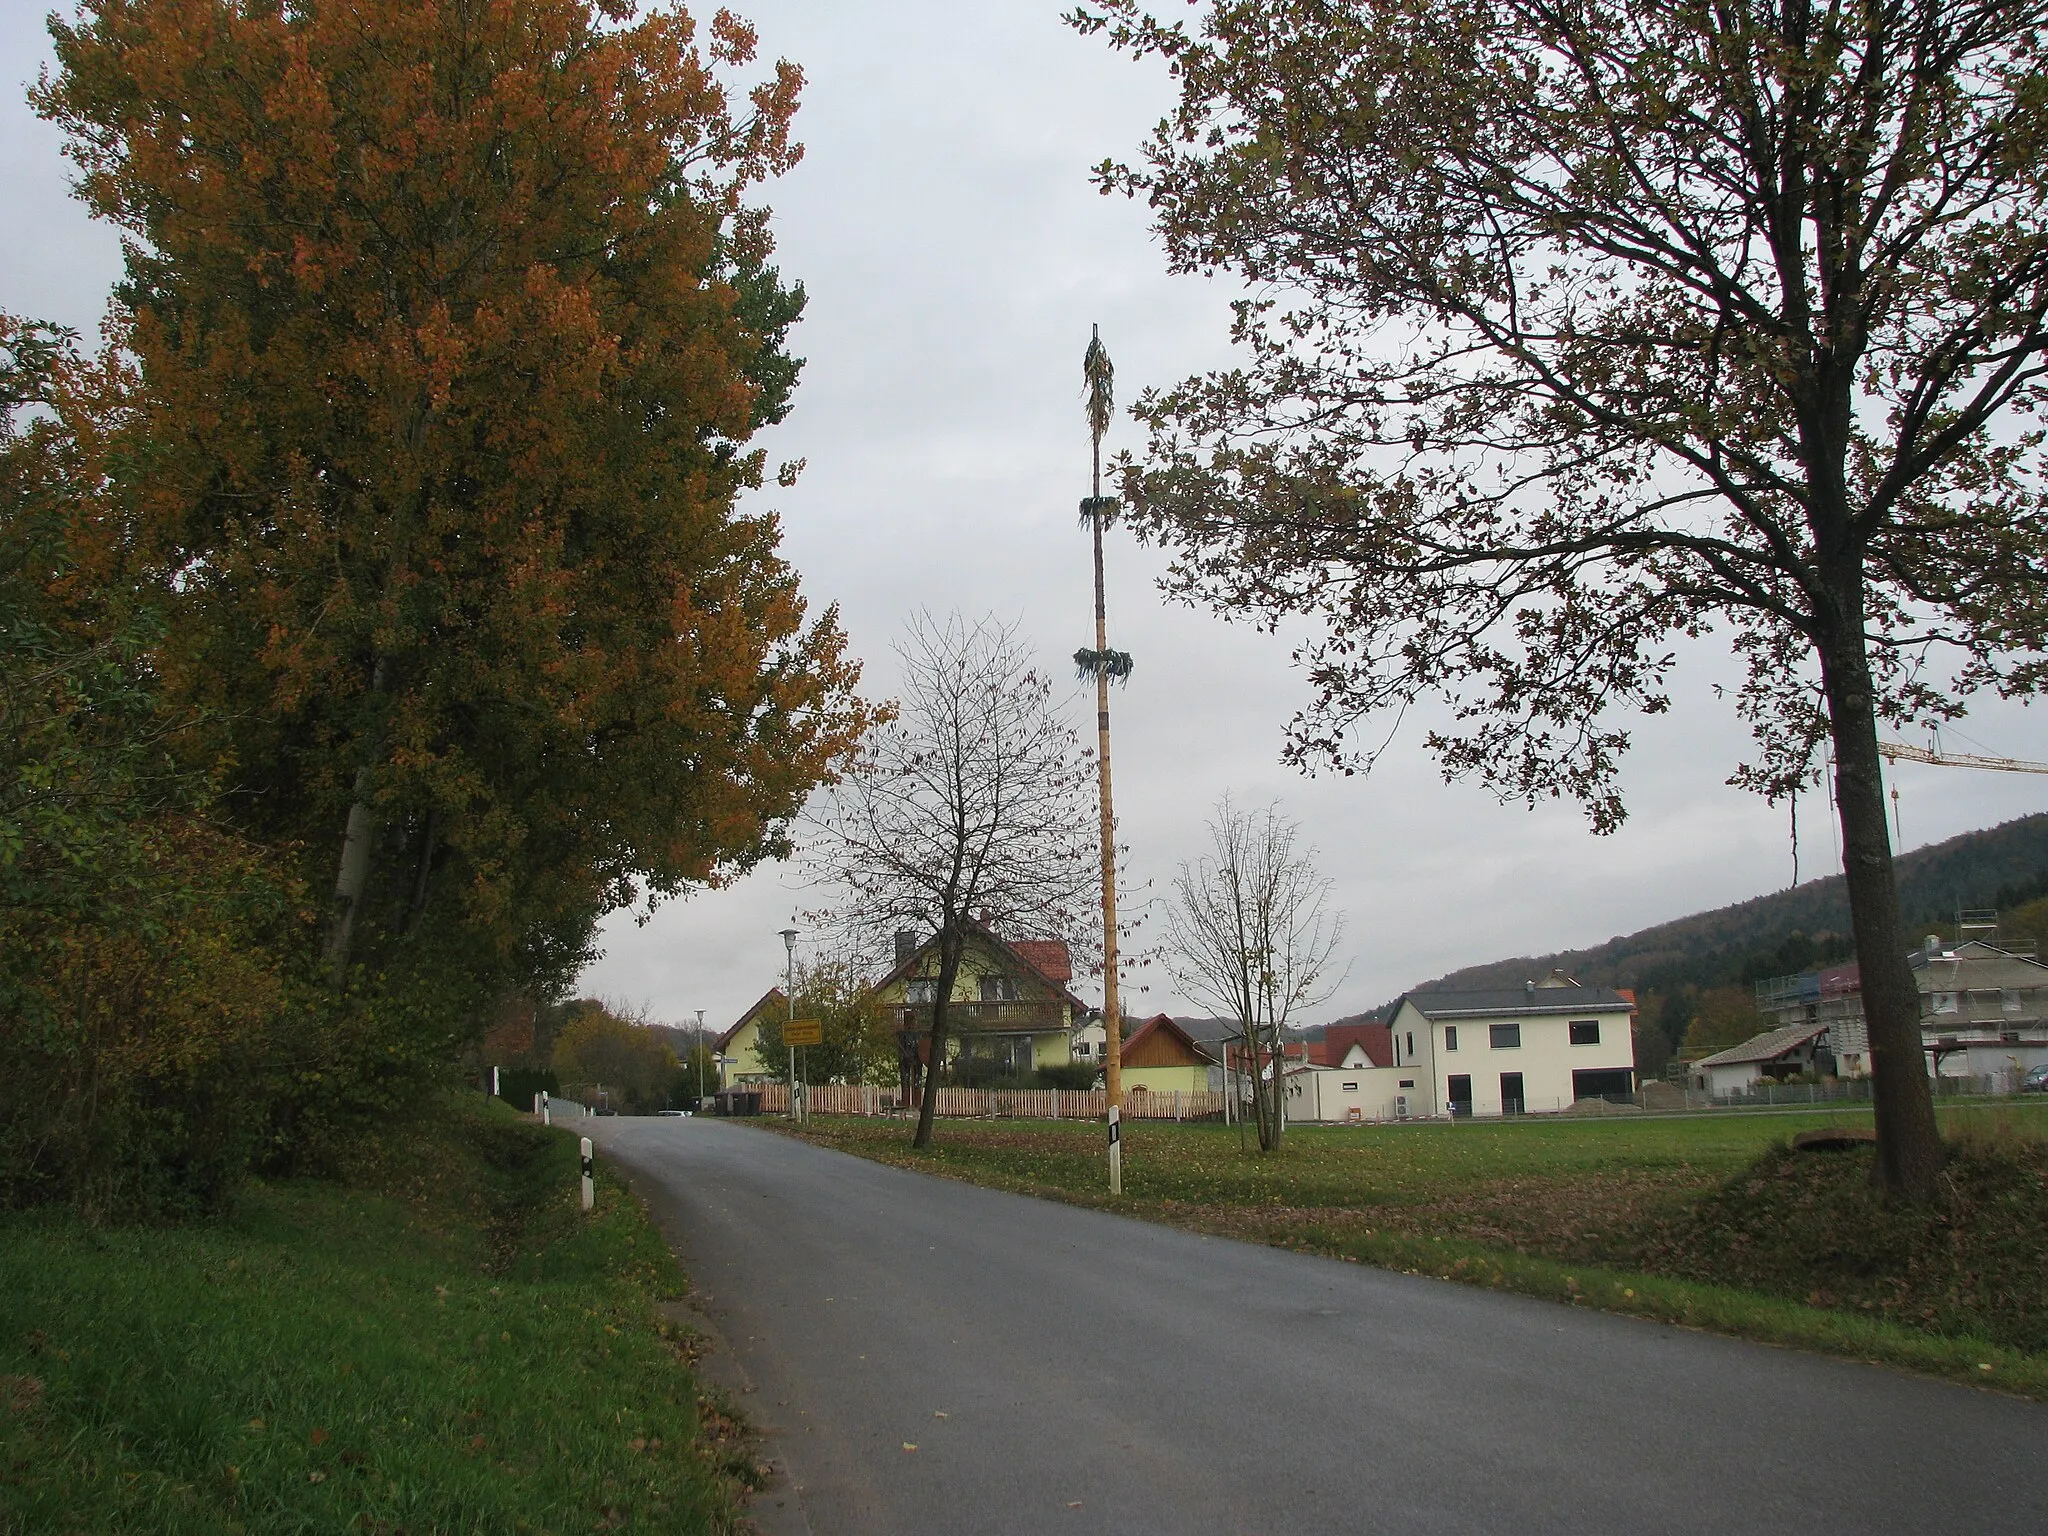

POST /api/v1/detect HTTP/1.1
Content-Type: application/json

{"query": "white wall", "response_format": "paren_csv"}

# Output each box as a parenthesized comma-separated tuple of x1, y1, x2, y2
(1396, 1001, 1637, 1116)
(1284, 1065, 1427, 1123)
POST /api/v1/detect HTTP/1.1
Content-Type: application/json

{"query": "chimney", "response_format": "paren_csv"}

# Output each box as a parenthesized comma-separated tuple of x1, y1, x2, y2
(895, 930, 916, 965)
(1926, 935, 1943, 957)
(1524, 979, 1535, 997)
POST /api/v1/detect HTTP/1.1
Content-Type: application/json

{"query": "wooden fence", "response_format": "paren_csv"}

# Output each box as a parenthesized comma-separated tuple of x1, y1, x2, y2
(741, 1082, 1228, 1122)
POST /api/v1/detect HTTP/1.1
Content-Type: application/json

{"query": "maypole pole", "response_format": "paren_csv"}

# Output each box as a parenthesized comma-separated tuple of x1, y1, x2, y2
(1077, 325, 1131, 1194)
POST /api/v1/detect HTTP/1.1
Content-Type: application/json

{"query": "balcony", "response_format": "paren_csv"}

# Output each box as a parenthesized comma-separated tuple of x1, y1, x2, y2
(891, 999, 1070, 1035)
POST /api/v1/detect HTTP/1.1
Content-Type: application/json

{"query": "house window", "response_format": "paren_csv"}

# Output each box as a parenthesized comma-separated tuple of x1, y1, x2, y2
(1405, 1031, 1415, 1059)
(1343, 1081, 1358, 1092)
(1932, 992, 1958, 1015)
(2003, 990, 2025, 1015)
(1399, 1079, 1414, 1089)
(1569, 1020, 1601, 1045)
(1074, 1040, 1092, 1056)
(1444, 1025, 1458, 1051)
(1489, 1022, 1521, 1049)
(980, 975, 1018, 1002)
(906, 978, 935, 1005)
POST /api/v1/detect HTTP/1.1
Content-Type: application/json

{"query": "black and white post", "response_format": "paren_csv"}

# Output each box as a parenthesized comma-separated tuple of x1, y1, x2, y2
(580, 1136, 594, 1212)
(1108, 1104, 1121, 1195)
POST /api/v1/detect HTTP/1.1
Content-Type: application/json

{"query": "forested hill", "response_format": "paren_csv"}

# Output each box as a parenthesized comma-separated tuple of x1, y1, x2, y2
(1368, 812, 2048, 1012)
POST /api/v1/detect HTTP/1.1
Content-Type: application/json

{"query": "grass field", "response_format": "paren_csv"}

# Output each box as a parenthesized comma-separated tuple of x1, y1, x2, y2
(776, 1099, 2048, 1398)
(0, 1098, 755, 1534)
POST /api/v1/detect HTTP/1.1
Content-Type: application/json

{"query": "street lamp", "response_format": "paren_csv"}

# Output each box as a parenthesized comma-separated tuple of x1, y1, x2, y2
(781, 927, 800, 1122)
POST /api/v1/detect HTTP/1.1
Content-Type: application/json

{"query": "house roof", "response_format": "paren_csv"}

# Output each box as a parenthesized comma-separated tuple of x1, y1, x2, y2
(715, 988, 786, 1053)
(866, 916, 1091, 1016)
(1310, 1022, 1393, 1068)
(1009, 939, 1073, 984)
(1122, 1014, 1217, 1068)
(1693, 1020, 1830, 1069)
(1173, 1017, 1245, 1047)
(1395, 984, 1635, 1021)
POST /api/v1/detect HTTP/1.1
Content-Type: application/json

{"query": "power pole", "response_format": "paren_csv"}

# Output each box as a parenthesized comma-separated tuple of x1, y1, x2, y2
(1077, 325, 1130, 1194)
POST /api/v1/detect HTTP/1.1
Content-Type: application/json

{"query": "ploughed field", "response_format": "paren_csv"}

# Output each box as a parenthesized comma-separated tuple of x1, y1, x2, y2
(776, 1101, 2048, 1397)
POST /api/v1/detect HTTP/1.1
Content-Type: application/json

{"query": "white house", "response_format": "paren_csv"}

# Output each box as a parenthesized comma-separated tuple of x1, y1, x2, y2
(1688, 1021, 1833, 1095)
(1282, 1022, 1424, 1123)
(1385, 977, 1638, 1117)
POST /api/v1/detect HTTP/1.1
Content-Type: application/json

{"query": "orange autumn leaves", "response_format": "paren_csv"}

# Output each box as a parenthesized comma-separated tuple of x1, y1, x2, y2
(4, 2, 868, 1212)
(34, 0, 867, 971)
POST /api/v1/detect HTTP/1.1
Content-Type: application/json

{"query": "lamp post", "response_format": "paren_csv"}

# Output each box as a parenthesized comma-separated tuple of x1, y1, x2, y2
(781, 927, 800, 1123)
(695, 1007, 707, 1109)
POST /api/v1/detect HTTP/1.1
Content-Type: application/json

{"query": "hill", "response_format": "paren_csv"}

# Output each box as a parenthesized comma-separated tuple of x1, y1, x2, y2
(1335, 813, 2048, 1074)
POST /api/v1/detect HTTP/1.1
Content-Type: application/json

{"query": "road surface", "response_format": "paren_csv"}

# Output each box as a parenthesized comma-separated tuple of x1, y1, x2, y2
(586, 1115, 2046, 1536)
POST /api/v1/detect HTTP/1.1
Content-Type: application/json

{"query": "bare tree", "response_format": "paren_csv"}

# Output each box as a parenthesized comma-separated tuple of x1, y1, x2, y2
(805, 612, 1098, 1148)
(1165, 797, 1345, 1152)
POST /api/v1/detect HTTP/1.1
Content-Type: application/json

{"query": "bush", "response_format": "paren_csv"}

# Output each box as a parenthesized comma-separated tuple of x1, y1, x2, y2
(1035, 1063, 1101, 1091)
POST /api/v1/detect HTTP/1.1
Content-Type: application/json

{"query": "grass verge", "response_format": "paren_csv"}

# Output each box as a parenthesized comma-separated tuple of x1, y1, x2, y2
(772, 1101, 2048, 1399)
(0, 1096, 759, 1534)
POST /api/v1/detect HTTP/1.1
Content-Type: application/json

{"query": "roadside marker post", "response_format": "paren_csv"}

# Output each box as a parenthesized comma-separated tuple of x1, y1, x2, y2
(541, 1094, 551, 1127)
(1108, 1105, 1122, 1195)
(580, 1137, 595, 1212)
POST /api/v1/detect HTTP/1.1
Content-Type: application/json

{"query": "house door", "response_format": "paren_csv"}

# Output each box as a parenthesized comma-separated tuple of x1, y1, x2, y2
(1500, 1072, 1525, 1115)
(1447, 1074, 1472, 1117)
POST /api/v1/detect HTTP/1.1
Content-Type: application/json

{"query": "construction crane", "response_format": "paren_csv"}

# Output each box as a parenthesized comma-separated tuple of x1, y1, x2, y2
(1879, 740, 2048, 776)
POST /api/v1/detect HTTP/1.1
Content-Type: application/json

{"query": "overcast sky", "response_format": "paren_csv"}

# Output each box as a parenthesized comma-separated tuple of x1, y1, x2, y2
(6, 1, 2044, 1035)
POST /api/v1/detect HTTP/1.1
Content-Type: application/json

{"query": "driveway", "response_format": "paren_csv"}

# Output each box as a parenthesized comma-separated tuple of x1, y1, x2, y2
(586, 1115, 2047, 1536)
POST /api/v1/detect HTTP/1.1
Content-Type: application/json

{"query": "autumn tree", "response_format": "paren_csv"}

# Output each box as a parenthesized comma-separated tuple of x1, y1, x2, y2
(804, 613, 1098, 1148)
(748, 960, 893, 1086)
(1076, 0, 2048, 1200)
(1164, 797, 1343, 1152)
(552, 1003, 678, 1114)
(37, 0, 867, 1029)
(1684, 986, 1769, 1057)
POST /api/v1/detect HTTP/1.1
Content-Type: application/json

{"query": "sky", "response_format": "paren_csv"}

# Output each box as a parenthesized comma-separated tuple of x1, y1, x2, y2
(5, 1, 2045, 1036)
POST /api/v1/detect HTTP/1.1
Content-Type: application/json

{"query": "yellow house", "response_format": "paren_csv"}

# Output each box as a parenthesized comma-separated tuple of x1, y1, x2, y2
(714, 987, 786, 1089)
(870, 919, 1091, 1079)
(1120, 1014, 1217, 1095)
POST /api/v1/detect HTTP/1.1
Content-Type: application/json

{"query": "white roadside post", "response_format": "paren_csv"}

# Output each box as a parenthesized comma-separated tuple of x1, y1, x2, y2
(1108, 1103, 1122, 1195)
(541, 1093, 551, 1127)
(580, 1137, 594, 1212)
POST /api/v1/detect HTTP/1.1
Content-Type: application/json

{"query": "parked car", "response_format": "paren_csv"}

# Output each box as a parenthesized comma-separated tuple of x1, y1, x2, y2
(2022, 1064, 2048, 1093)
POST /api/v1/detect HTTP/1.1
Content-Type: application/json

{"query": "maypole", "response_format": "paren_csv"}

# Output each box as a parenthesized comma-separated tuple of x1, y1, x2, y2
(1076, 325, 1132, 1194)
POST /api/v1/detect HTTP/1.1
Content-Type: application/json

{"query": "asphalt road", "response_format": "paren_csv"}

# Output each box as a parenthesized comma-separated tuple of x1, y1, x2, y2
(586, 1115, 2047, 1536)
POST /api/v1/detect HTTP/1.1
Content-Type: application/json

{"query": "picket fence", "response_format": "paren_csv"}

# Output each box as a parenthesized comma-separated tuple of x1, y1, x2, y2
(742, 1081, 1228, 1122)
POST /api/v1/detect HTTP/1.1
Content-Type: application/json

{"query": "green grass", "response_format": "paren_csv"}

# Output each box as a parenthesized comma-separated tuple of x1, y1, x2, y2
(776, 1099, 2048, 1398)
(0, 1098, 756, 1534)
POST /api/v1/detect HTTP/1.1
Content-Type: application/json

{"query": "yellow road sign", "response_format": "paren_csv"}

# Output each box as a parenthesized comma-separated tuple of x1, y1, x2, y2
(783, 1018, 824, 1047)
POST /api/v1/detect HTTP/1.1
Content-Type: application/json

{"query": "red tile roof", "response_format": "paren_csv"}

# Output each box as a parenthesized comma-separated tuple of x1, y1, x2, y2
(1008, 939, 1072, 984)
(1311, 1023, 1393, 1068)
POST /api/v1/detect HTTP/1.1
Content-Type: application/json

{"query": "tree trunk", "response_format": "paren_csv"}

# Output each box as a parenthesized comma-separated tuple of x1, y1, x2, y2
(1817, 615, 1945, 1202)
(912, 928, 964, 1149)
(323, 655, 389, 986)
(1262, 1022, 1285, 1153)
(403, 805, 439, 936)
